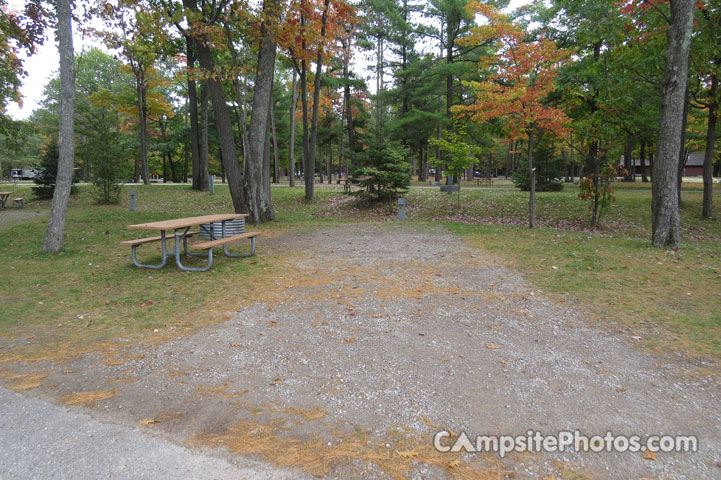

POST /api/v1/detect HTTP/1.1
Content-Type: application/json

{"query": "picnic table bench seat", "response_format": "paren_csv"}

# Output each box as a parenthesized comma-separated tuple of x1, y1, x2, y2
(120, 231, 198, 247)
(191, 231, 260, 250)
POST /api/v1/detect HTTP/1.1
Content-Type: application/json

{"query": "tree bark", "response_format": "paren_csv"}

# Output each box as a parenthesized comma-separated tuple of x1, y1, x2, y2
(271, 102, 279, 183)
(308, 0, 331, 199)
(184, 0, 246, 213)
(702, 73, 718, 218)
(244, 0, 279, 222)
(289, 69, 297, 187)
(528, 130, 536, 228)
(185, 35, 203, 190)
(640, 141, 648, 183)
(623, 133, 635, 181)
(136, 77, 149, 184)
(199, 82, 210, 191)
(44, 0, 75, 253)
(652, 0, 695, 248)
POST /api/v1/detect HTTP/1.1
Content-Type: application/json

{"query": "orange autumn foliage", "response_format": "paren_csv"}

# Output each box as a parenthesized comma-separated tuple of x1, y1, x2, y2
(454, 2, 571, 141)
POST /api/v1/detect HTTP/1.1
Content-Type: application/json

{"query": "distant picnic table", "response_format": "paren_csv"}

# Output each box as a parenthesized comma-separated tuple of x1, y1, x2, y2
(122, 214, 259, 272)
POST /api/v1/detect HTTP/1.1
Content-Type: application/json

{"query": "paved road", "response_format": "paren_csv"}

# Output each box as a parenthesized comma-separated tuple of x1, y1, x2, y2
(0, 387, 301, 480)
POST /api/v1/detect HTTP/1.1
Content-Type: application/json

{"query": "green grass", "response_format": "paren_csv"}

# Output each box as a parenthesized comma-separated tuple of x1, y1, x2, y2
(1, 181, 720, 362)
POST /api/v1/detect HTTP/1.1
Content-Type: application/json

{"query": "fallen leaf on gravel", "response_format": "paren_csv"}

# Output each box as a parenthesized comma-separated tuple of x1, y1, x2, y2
(448, 459, 460, 468)
(229, 343, 241, 347)
(616, 387, 627, 392)
(440, 358, 449, 362)
(270, 378, 284, 386)
(486, 344, 503, 349)
(642, 450, 657, 461)
(311, 321, 320, 327)
(372, 314, 383, 318)
(104, 361, 124, 366)
(344, 337, 356, 343)
(398, 449, 419, 459)
(139, 419, 158, 426)
(499, 360, 507, 365)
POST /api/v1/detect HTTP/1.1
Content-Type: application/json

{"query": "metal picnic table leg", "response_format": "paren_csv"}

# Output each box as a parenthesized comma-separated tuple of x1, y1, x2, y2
(218, 218, 255, 258)
(173, 229, 213, 272)
(130, 231, 168, 269)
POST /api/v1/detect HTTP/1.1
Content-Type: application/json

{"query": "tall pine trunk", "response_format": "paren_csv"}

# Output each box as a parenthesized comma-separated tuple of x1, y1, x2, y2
(244, 0, 278, 223)
(185, 35, 203, 191)
(528, 130, 536, 228)
(199, 82, 210, 191)
(652, 0, 695, 247)
(44, 0, 75, 253)
(136, 79, 149, 184)
(271, 103, 279, 183)
(289, 69, 297, 187)
(308, 0, 330, 199)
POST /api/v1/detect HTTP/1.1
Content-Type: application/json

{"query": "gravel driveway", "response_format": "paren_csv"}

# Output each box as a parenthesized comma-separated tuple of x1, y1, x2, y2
(2, 224, 720, 479)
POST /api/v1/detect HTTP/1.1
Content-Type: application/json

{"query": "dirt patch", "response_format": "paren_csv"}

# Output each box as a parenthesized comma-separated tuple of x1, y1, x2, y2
(2, 224, 720, 478)
(0, 208, 45, 230)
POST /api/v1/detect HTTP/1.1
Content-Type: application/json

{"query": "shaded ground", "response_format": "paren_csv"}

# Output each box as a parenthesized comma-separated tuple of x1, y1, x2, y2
(1, 224, 720, 478)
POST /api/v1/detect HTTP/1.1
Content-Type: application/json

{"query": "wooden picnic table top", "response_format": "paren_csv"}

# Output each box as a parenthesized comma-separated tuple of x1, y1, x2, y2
(127, 213, 248, 231)
(0, 192, 11, 195)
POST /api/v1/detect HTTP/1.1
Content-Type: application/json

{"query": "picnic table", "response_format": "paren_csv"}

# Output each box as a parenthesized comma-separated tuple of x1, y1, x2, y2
(0, 192, 10, 209)
(122, 214, 259, 272)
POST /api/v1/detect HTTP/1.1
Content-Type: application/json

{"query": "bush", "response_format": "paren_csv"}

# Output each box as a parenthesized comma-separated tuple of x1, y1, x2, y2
(350, 144, 410, 201)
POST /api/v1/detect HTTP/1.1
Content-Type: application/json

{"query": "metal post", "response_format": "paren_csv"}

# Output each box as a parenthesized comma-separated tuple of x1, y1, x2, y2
(129, 190, 136, 211)
(210, 175, 215, 194)
(398, 197, 406, 222)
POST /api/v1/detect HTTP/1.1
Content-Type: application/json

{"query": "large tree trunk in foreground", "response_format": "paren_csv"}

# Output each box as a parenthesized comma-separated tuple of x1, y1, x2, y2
(184, 0, 246, 213)
(44, 0, 75, 253)
(651, 0, 695, 248)
(244, 0, 278, 223)
(703, 74, 718, 218)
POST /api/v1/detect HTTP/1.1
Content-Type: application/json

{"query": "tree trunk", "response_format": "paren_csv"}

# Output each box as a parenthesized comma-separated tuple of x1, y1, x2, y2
(185, 35, 203, 190)
(271, 103, 279, 183)
(199, 82, 210, 191)
(289, 69, 297, 187)
(623, 133, 635, 181)
(136, 79, 149, 184)
(308, 0, 330, 199)
(651, 0, 695, 248)
(244, 0, 279, 223)
(528, 130, 536, 228)
(44, 0, 75, 253)
(327, 145, 332, 184)
(301, 59, 312, 197)
(702, 73, 717, 218)
(640, 141, 648, 182)
(184, 0, 247, 213)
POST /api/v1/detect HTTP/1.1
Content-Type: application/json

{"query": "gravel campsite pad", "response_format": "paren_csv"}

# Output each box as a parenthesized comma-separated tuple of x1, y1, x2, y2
(2, 224, 720, 479)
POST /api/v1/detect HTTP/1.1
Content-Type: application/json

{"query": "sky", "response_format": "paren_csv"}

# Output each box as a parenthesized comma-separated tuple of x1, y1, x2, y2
(5, 0, 530, 120)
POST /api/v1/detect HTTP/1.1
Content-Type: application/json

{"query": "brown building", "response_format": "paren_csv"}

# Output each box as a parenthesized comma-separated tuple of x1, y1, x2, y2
(622, 152, 706, 177)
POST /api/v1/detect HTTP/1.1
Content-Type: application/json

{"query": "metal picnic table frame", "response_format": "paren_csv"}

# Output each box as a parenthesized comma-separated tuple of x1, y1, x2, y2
(0, 192, 11, 209)
(126, 214, 253, 272)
